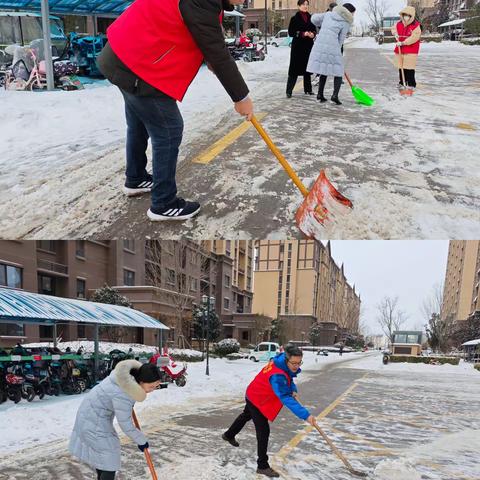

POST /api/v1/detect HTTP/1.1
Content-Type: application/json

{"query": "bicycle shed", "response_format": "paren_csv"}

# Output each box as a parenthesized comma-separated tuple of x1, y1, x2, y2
(0, 287, 169, 378)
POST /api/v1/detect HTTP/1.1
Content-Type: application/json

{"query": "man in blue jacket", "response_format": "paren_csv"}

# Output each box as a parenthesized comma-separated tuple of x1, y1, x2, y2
(222, 344, 316, 477)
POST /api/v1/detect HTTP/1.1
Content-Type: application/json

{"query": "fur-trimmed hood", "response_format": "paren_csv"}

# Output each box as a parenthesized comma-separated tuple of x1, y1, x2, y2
(399, 6, 416, 25)
(333, 5, 354, 25)
(112, 359, 146, 402)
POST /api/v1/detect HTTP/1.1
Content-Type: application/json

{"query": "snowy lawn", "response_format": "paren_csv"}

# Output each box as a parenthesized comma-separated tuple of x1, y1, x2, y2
(0, 349, 364, 454)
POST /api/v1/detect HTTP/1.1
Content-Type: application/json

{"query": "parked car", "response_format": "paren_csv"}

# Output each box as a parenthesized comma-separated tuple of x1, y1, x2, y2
(269, 29, 292, 47)
(248, 342, 280, 362)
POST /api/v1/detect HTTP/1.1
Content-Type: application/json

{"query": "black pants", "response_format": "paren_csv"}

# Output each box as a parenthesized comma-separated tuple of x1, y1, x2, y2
(286, 74, 312, 94)
(96, 469, 116, 480)
(317, 75, 342, 98)
(399, 69, 416, 87)
(224, 399, 270, 469)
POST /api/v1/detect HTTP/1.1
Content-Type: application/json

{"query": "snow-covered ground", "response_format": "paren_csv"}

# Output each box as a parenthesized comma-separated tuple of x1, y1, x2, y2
(0, 349, 363, 455)
(0, 48, 290, 238)
(1, 39, 479, 238)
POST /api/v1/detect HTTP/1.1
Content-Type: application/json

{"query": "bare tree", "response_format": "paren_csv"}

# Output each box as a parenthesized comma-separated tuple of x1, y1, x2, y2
(376, 296, 408, 346)
(365, 0, 387, 33)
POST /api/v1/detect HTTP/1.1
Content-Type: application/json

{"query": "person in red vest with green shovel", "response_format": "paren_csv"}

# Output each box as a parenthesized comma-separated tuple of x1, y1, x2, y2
(222, 344, 317, 478)
(98, 0, 253, 222)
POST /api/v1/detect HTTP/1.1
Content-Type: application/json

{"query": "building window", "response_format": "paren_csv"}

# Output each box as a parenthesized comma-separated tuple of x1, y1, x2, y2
(279, 0, 282, 8)
(77, 323, 86, 338)
(272, 0, 275, 9)
(0, 323, 24, 336)
(37, 240, 56, 252)
(0, 264, 23, 288)
(123, 239, 135, 252)
(242, 330, 249, 341)
(225, 274, 231, 287)
(123, 269, 135, 286)
(166, 269, 175, 286)
(38, 275, 55, 295)
(77, 279, 86, 299)
(76, 240, 85, 258)
(177, 273, 186, 291)
(224, 297, 230, 310)
(190, 277, 198, 292)
(226, 240, 231, 255)
(39, 325, 54, 339)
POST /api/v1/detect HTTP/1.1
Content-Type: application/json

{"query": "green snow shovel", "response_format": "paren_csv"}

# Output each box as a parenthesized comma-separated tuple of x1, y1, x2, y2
(344, 72, 375, 106)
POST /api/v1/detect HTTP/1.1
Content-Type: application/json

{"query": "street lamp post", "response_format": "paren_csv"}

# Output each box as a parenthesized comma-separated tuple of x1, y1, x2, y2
(202, 295, 215, 376)
(264, 0, 268, 54)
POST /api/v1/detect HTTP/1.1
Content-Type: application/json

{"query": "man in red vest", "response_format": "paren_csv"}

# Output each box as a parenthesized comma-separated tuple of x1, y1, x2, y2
(222, 344, 316, 477)
(98, 0, 253, 222)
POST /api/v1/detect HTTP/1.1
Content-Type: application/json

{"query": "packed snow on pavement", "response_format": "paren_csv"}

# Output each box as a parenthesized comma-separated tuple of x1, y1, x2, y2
(0, 348, 364, 455)
(1, 39, 479, 239)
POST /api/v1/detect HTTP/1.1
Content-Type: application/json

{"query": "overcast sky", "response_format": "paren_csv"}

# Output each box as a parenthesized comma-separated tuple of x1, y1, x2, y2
(326, 241, 449, 336)
(346, 0, 408, 29)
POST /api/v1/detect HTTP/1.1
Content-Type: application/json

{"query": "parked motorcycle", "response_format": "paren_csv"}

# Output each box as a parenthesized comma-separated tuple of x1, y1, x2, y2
(5, 364, 35, 403)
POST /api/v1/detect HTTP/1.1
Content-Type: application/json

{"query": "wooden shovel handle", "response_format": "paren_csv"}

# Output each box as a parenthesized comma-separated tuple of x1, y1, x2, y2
(132, 409, 158, 480)
(313, 423, 357, 472)
(398, 44, 407, 85)
(344, 72, 353, 88)
(250, 116, 309, 197)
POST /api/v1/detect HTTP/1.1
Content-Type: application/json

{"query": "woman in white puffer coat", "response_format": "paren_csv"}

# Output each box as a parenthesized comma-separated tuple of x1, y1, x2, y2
(307, 3, 356, 104)
(69, 360, 162, 480)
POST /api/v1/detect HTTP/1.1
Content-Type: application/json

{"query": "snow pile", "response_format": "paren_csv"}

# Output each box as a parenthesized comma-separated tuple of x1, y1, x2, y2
(374, 459, 422, 480)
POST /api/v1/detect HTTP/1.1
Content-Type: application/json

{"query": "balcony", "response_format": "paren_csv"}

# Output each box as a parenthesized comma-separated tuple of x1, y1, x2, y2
(37, 259, 68, 276)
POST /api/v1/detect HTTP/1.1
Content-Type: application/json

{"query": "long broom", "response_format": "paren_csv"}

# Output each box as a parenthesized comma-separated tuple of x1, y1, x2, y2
(313, 423, 368, 478)
(397, 44, 413, 96)
(132, 409, 158, 480)
(344, 72, 375, 106)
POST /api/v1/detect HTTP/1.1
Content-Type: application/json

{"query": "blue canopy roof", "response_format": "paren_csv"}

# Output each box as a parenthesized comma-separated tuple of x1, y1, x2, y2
(0, 0, 132, 15)
(0, 287, 169, 329)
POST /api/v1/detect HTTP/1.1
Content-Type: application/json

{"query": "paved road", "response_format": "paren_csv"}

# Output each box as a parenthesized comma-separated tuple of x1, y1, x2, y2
(94, 42, 480, 240)
(2, 353, 479, 480)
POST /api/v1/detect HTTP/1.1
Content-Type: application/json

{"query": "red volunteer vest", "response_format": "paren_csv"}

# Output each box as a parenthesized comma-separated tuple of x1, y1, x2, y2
(107, 0, 219, 101)
(246, 361, 291, 421)
(394, 20, 421, 55)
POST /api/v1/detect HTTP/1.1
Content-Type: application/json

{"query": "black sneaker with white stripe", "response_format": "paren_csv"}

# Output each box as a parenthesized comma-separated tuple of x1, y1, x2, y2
(147, 198, 200, 221)
(124, 174, 153, 197)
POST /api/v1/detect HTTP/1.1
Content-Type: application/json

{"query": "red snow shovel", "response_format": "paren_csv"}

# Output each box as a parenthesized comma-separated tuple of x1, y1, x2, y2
(132, 409, 158, 480)
(398, 44, 413, 97)
(313, 423, 368, 478)
(250, 116, 353, 238)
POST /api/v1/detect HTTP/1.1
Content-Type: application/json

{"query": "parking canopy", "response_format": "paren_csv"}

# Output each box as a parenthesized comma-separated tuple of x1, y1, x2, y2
(0, 287, 169, 330)
(0, 0, 132, 15)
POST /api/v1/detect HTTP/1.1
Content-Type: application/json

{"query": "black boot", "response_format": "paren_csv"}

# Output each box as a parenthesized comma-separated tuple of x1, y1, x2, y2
(222, 433, 240, 447)
(286, 93, 292, 98)
(331, 76, 342, 104)
(317, 75, 327, 103)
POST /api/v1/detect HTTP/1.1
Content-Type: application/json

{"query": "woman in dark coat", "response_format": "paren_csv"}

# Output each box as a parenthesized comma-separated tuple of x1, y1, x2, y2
(286, 0, 317, 98)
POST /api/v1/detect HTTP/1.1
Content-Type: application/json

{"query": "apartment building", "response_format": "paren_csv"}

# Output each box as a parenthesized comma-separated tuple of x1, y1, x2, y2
(441, 240, 480, 324)
(252, 240, 361, 345)
(0, 240, 255, 348)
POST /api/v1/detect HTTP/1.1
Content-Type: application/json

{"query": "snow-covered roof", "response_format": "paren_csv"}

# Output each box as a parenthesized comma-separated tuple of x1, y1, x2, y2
(438, 19, 466, 27)
(462, 338, 480, 346)
(0, 288, 169, 330)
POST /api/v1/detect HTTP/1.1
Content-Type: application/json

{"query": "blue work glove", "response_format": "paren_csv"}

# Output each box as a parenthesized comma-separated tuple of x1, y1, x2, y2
(138, 442, 149, 452)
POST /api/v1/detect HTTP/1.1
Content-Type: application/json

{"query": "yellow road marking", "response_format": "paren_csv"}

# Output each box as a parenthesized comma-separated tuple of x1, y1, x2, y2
(275, 374, 368, 462)
(457, 122, 477, 131)
(192, 112, 267, 164)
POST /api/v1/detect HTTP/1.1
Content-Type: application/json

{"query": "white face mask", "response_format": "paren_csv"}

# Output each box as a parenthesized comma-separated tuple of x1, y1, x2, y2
(403, 15, 411, 22)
